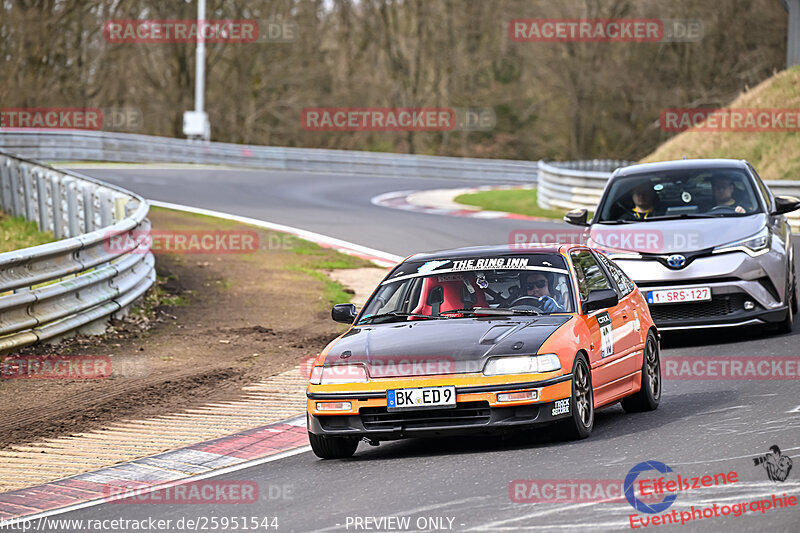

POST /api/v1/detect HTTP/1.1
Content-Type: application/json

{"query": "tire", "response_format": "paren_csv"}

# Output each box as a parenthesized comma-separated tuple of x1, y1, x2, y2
(308, 431, 358, 459)
(561, 353, 594, 440)
(622, 331, 661, 413)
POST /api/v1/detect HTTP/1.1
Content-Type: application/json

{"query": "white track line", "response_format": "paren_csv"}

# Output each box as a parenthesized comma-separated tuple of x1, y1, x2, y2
(148, 200, 403, 267)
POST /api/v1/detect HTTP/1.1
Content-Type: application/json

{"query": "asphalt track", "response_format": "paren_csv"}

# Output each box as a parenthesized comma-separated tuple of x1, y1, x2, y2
(39, 167, 799, 532)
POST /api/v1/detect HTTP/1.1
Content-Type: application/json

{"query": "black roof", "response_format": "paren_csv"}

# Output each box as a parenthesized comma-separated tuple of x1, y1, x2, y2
(614, 158, 749, 179)
(406, 244, 568, 263)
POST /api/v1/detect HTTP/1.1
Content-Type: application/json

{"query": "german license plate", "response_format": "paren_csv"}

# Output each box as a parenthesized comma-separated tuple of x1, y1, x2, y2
(647, 287, 711, 304)
(387, 386, 456, 411)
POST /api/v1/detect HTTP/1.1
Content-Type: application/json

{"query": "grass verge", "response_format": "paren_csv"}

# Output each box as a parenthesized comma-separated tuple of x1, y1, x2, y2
(0, 211, 55, 253)
(455, 188, 567, 219)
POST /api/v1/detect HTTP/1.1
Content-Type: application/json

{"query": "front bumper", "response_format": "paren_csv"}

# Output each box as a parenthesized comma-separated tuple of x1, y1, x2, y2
(614, 250, 789, 329)
(307, 374, 572, 440)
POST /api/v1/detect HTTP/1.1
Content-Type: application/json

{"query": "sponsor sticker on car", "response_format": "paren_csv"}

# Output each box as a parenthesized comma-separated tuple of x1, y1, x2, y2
(596, 311, 615, 357)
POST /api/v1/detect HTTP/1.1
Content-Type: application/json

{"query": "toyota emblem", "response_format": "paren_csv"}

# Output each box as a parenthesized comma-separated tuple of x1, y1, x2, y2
(667, 254, 687, 268)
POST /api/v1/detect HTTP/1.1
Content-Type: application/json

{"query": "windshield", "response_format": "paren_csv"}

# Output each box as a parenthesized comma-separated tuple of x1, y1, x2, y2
(359, 254, 574, 323)
(596, 168, 762, 223)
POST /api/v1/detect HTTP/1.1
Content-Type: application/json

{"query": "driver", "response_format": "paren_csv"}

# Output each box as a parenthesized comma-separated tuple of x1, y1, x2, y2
(523, 272, 564, 313)
(710, 175, 746, 214)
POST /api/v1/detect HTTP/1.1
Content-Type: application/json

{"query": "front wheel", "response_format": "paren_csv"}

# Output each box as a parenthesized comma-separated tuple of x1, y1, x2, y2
(561, 353, 594, 440)
(621, 331, 661, 412)
(308, 431, 358, 459)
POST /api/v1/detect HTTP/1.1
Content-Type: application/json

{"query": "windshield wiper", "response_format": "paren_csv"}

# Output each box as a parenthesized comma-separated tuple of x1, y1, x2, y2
(645, 214, 721, 221)
(358, 312, 445, 324)
(597, 219, 637, 225)
(441, 308, 542, 316)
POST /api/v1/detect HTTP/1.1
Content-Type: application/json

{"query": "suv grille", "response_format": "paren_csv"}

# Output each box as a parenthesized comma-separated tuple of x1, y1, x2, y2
(360, 401, 491, 430)
(650, 294, 746, 322)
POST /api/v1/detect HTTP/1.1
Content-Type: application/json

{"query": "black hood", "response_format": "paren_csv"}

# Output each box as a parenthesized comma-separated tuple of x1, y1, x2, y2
(323, 316, 571, 376)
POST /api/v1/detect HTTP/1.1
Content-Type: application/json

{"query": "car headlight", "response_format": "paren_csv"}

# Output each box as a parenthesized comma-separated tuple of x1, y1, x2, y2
(309, 364, 369, 384)
(483, 354, 561, 376)
(714, 227, 770, 257)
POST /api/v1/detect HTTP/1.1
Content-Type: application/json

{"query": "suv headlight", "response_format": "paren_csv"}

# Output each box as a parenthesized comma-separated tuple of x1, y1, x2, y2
(483, 354, 561, 376)
(309, 364, 369, 384)
(714, 227, 770, 257)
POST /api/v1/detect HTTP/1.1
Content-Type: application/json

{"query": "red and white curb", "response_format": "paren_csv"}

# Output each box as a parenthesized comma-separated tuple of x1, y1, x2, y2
(371, 185, 553, 222)
(0, 416, 309, 524)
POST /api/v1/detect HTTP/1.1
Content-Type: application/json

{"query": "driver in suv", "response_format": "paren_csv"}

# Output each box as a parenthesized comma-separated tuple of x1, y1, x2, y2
(710, 175, 747, 214)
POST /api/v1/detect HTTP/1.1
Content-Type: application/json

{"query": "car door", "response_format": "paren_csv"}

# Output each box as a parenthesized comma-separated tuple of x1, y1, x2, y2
(594, 250, 644, 351)
(569, 250, 638, 406)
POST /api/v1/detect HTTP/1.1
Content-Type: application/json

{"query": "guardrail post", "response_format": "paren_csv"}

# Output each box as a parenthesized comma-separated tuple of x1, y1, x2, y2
(21, 164, 35, 222)
(36, 169, 49, 232)
(66, 179, 80, 237)
(8, 160, 22, 217)
(113, 195, 128, 222)
(99, 190, 113, 228)
(50, 172, 65, 239)
(82, 184, 94, 233)
(0, 157, 9, 212)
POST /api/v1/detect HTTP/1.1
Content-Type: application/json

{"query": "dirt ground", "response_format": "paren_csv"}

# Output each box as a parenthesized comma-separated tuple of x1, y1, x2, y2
(0, 208, 385, 449)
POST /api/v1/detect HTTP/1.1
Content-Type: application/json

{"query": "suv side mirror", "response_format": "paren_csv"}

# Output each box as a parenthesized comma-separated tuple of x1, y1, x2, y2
(564, 208, 589, 226)
(582, 289, 619, 314)
(331, 303, 357, 324)
(772, 196, 800, 215)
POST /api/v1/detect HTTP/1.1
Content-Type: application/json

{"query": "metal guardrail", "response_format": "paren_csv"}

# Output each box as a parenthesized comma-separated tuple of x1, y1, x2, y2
(0, 151, 155, 354)
(0, 130, 539, 183)
(537, 160, 800, 229)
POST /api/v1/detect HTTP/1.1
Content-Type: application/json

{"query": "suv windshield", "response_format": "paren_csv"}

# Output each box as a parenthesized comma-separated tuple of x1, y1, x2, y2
(359, 254, 575, 323)
(596, 168, 762, 223)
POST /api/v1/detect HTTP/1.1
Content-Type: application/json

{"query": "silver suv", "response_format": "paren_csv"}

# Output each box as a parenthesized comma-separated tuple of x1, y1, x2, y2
(565, 159, 800, 332)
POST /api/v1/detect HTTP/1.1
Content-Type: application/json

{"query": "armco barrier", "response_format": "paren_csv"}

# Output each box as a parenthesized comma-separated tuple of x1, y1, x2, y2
(0, 130, 538, 183)
(538, 160, 800, 229)
(0, 150, 154, 354)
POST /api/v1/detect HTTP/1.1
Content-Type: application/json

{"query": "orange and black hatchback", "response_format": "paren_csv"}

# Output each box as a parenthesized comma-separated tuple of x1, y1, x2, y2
(306, 244, 661, 458)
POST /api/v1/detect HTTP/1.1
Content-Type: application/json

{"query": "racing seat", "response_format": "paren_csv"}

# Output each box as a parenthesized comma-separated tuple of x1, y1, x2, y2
(411, 277, 488, 317)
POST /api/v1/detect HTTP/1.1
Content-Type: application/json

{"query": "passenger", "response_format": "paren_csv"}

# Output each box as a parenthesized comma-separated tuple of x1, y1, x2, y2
(710, 175, 746, 214)
(523, 272, 564, 313)
(621, 183, 659, 220)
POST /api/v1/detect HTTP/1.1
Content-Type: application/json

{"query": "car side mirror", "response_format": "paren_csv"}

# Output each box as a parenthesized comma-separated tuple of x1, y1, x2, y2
(582, 289, 619, 314)
(564, 208, 589, 226)
(772, 196, 800, 216)
(331, 303, 357, 324)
